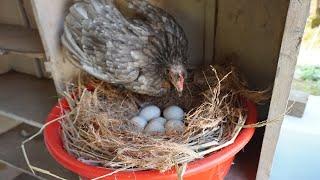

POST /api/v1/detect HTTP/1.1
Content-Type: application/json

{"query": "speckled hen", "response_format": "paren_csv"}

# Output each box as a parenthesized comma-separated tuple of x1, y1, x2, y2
(62, 0, 188, 96)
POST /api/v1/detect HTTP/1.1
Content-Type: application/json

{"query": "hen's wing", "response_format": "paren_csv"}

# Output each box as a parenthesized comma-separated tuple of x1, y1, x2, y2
(62, 0, 153, 84)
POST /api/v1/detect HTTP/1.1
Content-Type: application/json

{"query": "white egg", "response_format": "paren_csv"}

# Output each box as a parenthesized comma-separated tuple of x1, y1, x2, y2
(139, 105, 161, 121)
(150, 117, 167, 125)
(163, 105, 184, 121)
(144, 121, 165, 135)
(130, 116, 148, 132)
(165, 120, 185, 135)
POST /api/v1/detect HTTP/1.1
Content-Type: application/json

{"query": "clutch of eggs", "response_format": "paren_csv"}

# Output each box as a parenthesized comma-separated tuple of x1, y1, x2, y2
(130, 105, 186, 135)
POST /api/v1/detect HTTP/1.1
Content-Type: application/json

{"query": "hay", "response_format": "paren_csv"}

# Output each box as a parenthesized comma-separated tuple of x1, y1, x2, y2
(58, 66, 260, 173)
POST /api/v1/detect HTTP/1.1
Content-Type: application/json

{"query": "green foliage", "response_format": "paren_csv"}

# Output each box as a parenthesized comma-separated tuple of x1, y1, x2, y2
(311, 8, 320, 28)
(293, 66, 320, 95)
(302, 12, 320, 48)
(292, 79, 320, 96)
(297, 66, 320, 81)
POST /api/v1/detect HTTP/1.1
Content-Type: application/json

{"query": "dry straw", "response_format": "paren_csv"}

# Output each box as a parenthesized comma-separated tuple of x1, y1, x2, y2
(22, 65, 271, 179)
(60, 66, 263, 172)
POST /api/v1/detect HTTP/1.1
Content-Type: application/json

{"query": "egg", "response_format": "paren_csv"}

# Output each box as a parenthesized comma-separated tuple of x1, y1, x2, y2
(130, 116, 148, 132)
(165, 120, 185, 135)
(139, 105, 161, 121)
(163, 105, 184, 121)
(150, 117, 167, 125)
(144, 121, 165, 135)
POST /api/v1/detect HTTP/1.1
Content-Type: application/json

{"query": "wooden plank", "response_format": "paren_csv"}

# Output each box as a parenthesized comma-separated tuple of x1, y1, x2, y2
(214, 0, 290, 89)
(204, 0, 216, 65)
(287, 90, 309, 118)
(0, 24, 44, 58)
(0, 160, 41, 180)
(150, 0, 207, 66)
(256, 0, 311, 179)
(22, 0, 38, 29)
(0, 71, 57, 128)
(0, 117, 21, 135)
(0, 124, 77, 179)
(30, 0, 79, 94)
(0, 54, 44, 78)
(0, 0, 28, 26)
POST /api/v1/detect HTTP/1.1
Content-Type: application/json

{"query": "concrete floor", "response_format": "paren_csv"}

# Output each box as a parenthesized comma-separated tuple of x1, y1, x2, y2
(0, 163, 38, 180)
(271, 95, 320, 180)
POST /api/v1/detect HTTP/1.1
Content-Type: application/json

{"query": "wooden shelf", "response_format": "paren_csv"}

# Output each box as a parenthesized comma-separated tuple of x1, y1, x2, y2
(0, 123, 77, 179)
(0, 24, 44, 58)
(0, 71, 57, 128)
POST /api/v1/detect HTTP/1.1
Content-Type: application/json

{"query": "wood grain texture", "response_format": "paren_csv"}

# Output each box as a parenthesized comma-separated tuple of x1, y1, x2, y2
(0, 124, 77, 179)
(31, 0, 79, 94)
(0, 24, 44, 57)
(204, 0, 216, 65)
(150, 0, 206, 66)
(214, 0, 290, 89)
(0, 72, 57, 128)
(22, 0, 38, 29)
(0, 0, 28, 26)
(256, 0, 311, 179)
(287, 90, 309, 118)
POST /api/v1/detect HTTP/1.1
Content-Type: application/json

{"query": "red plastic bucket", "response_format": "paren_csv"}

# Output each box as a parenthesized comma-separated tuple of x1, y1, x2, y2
(44, 98, 257, 180)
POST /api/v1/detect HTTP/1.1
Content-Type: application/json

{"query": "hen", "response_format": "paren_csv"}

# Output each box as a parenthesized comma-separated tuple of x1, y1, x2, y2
(62, 0, 188, 96)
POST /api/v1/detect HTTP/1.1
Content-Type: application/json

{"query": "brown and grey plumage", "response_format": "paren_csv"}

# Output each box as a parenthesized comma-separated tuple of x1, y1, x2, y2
(62, 0, 188, 96)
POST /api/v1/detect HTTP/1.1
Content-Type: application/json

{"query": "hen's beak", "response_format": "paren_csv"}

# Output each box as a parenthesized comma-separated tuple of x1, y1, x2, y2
(175, 74, 184, 96)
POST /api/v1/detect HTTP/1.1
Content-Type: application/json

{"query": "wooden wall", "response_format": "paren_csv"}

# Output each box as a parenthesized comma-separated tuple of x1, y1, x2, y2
(152, 0, 291, 91)
(0, 0, 44, 77)
(150, 0, 208, 67)
(214, 0, 290, 89)
(0, 0, 27, 26)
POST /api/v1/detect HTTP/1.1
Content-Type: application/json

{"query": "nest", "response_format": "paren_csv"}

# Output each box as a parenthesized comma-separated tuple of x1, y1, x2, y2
(60, 65, 268, 173)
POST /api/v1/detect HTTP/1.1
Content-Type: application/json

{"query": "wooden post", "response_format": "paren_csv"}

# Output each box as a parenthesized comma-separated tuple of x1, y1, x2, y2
(256, 0, 311, 179)
(30, 0, 79, 94)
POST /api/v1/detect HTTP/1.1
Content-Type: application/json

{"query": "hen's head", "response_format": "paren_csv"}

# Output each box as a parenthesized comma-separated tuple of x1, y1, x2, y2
(167, 64, 187, 94)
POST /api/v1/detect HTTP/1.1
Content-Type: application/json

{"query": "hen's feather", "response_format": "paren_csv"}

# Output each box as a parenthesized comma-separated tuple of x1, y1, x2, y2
(62, 0, 188, 96)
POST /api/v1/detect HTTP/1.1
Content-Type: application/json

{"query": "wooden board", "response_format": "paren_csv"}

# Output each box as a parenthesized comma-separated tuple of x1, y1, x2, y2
(0, 24, 44, 58)
(287, 90, 309, 118)
(0, 124, 77, 179)
(204, 0, 216, 65)
(30, 0, 79, 94)
(0, 0, 28, 26)
(22, 0, 38, 29)
(150, 0, 207, 66)
(214, 0, 290, 89)
(0, 71, 57, 128)
(256, 0, 311, 179)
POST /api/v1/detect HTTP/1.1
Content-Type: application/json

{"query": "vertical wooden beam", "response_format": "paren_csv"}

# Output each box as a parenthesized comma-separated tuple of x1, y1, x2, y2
(204, 0, 216, 65)
(22, 0, 38, 29)
(30, 0, 78, 94)
(256, 0, 311, 179)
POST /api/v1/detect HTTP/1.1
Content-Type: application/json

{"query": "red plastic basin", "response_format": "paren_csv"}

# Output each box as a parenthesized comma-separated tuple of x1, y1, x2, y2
(44, 98, 257, 180)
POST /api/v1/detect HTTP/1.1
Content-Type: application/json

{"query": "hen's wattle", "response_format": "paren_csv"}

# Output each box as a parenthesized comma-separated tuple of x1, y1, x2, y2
(62, 0, 188, 96)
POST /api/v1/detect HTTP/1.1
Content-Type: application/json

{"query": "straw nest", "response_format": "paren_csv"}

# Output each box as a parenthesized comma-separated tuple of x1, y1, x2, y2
(60, 65, 268, 173)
